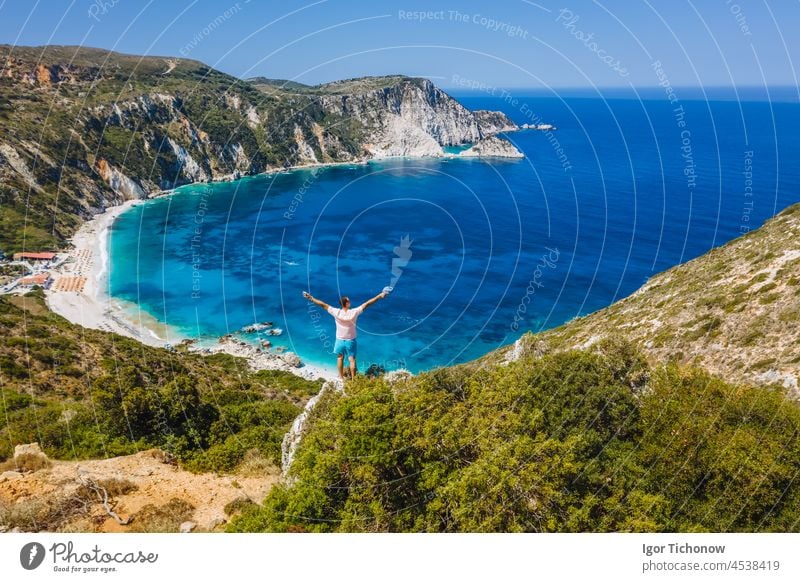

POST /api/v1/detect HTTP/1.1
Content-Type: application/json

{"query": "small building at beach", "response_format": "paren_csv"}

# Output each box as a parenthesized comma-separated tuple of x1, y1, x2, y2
(13, 251, 57, 263)
(19, 273, 52, 288)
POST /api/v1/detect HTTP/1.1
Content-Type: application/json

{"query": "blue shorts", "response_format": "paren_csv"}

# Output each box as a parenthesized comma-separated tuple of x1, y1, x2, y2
(333, 338, 357, 359)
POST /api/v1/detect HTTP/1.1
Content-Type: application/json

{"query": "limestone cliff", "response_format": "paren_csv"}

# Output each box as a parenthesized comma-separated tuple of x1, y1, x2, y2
(473, 109, 519, 134)
(315, 77, 515, 158)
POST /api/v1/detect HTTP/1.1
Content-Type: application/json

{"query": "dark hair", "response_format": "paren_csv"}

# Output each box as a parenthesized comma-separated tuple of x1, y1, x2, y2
(340, 296, 350, 307)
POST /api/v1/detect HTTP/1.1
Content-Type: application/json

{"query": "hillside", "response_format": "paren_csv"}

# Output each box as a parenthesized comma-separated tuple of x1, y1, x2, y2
(0, 292, 320, 531)
(232, 345, 800, 533)
(513, 203, 800, 396)
(0, 289, 322, 462)
(246, 77, 313, 93)
(0, 45, 517, 252)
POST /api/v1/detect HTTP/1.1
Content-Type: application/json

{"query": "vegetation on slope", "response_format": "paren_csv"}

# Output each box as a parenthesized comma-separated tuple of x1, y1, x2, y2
(247, 75, 423, 96)
(525, 202, 800, 393)
(0, 290, 322, 472)
(313, 75, 426, 95)
(0, 46, 251, 250)
(230, 339, 800, 532)
(0, 46, 372, 252)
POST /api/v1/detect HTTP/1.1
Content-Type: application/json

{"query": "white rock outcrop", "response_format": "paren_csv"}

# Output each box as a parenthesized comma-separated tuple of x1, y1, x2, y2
(14, 442, 48, 460)
(458, 136, 524, 159)
(168, 138, 209, 182)
(95, 158, 147, 199)
(281, 351, 303, 368)
(0, 143, 44, 192)
(364, 117, 444, 158)
(319, 78, 518, 158)
(293, 126, 319, 163)
(473, 109, 518, 134)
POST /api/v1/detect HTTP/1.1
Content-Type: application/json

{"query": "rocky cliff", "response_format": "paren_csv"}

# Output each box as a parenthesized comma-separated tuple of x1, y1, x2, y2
(314, 76, 515, 158)
(0, 46, 519, 252)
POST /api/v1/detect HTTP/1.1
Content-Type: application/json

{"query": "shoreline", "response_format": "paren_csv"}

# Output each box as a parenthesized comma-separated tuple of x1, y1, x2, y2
(44, 197, 339, 383)
(41, 146, 520, 383)
(45, 199, 172, 344)
(151, 140, 526, 200)
(152, 158, 371, 199)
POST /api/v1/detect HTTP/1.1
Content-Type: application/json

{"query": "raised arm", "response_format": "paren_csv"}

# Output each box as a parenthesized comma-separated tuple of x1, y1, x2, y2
(303, 291, 329, 310)
(359, 290, 388, 311)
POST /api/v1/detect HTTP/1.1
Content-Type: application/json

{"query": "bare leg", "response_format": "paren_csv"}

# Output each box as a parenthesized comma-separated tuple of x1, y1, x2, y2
(337, 355, 345, 379)
(348, 356, 357, 379)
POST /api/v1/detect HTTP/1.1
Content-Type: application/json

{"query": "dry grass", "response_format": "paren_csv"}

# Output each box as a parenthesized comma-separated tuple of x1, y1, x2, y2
(0, 476, 137, 532)
(0, 453, 51, 473)
(94, 477, 138, 497)
(235, 449, 280, 478)
(127, 498, 195, 533)
(6, 294, 51, 316)
(1, 490, 90, 532)
(528, 203, 800, 394)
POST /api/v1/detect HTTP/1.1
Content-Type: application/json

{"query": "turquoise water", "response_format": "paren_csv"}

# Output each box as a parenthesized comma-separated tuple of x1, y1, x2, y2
(109, 95, 800, 373)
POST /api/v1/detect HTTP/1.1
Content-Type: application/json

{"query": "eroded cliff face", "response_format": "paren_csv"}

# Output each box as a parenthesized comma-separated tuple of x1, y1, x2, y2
(2, 56, 103, 86)
(0, 46, 522, 250)
(78, 78, 521, 195)
(94, 158, 146, 200)
(87, 93, 254, 191)
(318, 78, 517, 158)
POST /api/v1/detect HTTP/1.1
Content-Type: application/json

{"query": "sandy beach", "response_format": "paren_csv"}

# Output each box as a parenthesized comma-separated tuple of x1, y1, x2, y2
(44, 200, 168, 343)
(45, 200, 338, 383)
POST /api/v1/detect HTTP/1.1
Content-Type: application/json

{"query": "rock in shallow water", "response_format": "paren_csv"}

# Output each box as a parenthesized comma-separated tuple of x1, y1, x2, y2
(457, 136, 524, 159)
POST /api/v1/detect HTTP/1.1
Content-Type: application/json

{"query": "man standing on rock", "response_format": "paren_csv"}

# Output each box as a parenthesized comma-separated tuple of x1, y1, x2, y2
(303, 289, 390, 380)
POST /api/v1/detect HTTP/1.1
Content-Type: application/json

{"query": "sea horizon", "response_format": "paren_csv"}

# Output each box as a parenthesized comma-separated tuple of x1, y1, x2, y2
(445, 84, 800, 102)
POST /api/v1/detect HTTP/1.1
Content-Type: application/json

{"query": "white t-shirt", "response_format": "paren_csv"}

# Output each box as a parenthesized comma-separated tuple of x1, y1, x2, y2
(327, 305, 364, 339)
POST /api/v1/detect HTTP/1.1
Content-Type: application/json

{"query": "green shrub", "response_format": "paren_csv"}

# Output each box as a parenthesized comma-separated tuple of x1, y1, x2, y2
(230, 349, 800, 533)
(223, 496, 257, 517)
(252, 369, 324, 399)
(637, 366, 800, 531)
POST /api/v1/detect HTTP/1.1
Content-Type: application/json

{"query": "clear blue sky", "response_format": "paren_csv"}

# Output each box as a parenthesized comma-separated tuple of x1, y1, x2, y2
(1, 0, 798, 89)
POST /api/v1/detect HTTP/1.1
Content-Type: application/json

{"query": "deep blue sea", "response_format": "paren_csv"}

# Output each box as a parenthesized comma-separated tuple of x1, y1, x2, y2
(109, 93, 800, 373)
